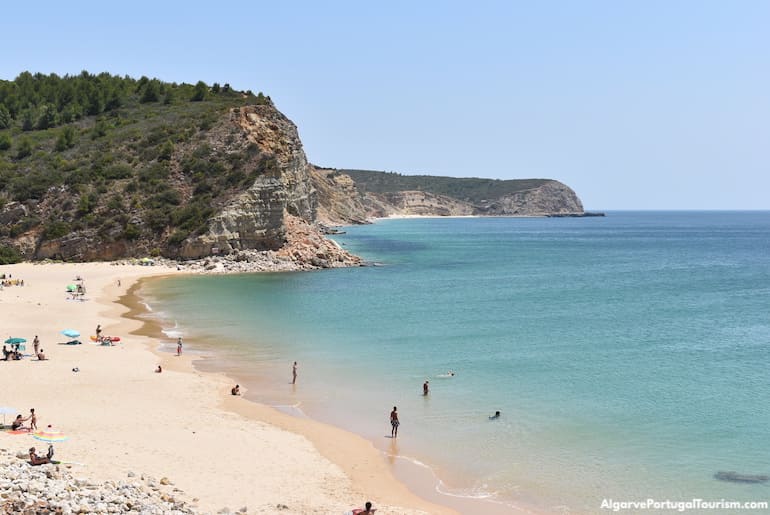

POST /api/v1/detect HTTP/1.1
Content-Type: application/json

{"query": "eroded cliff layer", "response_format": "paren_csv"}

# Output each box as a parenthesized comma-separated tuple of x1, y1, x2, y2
(311, 168, 585, 225)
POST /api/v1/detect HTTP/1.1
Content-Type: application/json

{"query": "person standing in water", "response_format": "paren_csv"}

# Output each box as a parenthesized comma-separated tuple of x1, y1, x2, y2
(423, 380, 429, 396)
(390, 406, 399, 438)
(176, 337, 182, 356)
(292, 361, 298, 384)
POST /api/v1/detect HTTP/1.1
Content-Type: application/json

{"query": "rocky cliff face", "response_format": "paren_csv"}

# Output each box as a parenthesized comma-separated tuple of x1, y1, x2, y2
(0, 100, 588, 266)
(475, 180, 584, 216)
(363, 191, 476, 217)
(180, 106, 317, 258)
(312, 169, 585, 224)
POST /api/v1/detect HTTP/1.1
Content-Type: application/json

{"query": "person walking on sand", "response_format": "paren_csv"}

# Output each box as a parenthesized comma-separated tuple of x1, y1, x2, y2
(390, 406, 399, 438)
(177, 337, 182, 356)
(33, 335, 39, 355)
(423, 380, 429, 396)
(292, 361, 298, 384)
(95, 324, 102, 341)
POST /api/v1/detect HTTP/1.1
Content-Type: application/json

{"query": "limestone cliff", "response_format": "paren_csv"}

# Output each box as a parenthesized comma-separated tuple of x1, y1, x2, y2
(312, 168, 586, 225)
(474, 180, 584, 216)
(0, 98, 591, 266)
(179, 106, 360, 268)
(180, 105, 317, 258)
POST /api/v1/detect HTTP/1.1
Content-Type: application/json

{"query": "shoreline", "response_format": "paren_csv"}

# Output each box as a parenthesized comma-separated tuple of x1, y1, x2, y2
(0, 262, 453, 514)
(131, 274, 540, 515)
(123, 277, 463, 512)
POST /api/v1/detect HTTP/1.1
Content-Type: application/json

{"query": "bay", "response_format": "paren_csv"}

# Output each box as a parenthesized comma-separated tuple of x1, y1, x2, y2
(141, 212, 770, 513)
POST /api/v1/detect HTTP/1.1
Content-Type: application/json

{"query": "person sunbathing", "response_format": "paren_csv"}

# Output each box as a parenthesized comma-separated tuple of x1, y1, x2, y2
(28, 446, 53, 466)
(37, 349, 47, 360)
(11, 415, 26, 430)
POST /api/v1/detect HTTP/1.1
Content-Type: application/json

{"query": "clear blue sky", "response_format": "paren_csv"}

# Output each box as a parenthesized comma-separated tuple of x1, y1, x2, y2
(3, 1, 769, 209)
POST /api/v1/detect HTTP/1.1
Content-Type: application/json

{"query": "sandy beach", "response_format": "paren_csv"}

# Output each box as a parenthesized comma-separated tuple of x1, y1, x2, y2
(0, 262, 456, 514)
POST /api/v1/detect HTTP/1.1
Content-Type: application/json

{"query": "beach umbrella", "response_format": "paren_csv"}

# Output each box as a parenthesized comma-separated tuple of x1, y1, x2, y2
(33, 427, 69, 443)
(60, 329, 80, 339)
(4, 337, 26, 345)
(0, 407, 16, 426)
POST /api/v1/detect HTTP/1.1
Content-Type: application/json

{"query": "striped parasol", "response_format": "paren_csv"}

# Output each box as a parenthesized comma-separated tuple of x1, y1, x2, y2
(32, 427, 69, 443)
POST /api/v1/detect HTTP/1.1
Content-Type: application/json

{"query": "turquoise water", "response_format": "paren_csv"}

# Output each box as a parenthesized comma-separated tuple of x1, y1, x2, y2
(141, 212, 770, 513)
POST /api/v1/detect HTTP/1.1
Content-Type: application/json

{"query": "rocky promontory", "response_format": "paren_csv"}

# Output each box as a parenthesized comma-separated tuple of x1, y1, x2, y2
(0, 73, 593, 267)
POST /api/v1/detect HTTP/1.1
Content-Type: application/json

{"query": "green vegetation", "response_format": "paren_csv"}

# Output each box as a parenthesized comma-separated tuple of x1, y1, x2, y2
(0, 71, 274, 258)
(339, 169, 550, 204)
(0, 244, 22, 264)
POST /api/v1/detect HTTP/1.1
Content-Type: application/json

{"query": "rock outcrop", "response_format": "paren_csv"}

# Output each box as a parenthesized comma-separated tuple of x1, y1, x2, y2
(179, 106, 318, 259)
(475, 180, 584, 216)
(311, 168, 586, 225)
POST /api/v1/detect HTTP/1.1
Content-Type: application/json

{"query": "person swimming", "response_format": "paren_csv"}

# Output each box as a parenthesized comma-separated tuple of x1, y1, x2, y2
(489, 411, 501, 420)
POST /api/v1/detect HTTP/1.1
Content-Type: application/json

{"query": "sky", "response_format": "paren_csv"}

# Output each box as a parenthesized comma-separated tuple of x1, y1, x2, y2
(2, 1, 769, 209)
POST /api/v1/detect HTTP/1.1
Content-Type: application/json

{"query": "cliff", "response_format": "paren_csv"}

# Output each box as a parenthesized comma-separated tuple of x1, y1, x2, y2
(0, 73, 590, 266)
(312, 168, 585, 225)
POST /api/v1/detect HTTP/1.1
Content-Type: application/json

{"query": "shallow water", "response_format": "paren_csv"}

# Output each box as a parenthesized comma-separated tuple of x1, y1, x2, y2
(140, 212, 770, 513)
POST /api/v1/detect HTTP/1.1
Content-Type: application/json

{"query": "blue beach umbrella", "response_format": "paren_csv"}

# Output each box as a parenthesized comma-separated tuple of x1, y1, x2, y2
(4, 337, 26, 345)
(60, 329, 80, 339)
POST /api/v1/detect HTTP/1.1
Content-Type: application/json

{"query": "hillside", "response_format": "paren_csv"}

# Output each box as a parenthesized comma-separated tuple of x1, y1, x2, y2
(312, 169, 585, 223)
(0, 72, 589, 265)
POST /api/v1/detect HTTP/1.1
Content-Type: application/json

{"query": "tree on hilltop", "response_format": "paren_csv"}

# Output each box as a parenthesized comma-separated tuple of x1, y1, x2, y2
(191, 81, 208, 102)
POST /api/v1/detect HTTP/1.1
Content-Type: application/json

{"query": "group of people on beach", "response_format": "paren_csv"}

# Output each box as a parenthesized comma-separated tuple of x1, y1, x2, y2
(2, 335, 45, 361)
(2, 344, 23, 361)
(94, 324, 117, 346)
(0, 273, 23, 288)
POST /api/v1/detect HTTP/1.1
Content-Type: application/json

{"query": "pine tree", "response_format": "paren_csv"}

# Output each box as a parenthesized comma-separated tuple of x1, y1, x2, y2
(191, 81, 208, 102)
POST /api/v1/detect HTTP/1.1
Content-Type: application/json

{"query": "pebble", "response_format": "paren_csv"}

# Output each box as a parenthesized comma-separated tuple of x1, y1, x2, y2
(0, 458, 196, 514)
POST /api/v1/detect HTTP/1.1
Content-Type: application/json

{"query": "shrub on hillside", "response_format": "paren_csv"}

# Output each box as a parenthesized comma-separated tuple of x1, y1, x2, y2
(0, 245, 22, 264)
(42, 220, 71, 239)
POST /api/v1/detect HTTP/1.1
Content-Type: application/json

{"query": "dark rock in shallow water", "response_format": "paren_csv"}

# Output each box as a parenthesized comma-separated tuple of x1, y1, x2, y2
(546, 211, 605, 218)
(714, 471, 769, 483)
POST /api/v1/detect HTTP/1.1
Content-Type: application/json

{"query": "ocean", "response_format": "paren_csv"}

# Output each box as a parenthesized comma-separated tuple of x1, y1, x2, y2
(139, 212, 770, 513)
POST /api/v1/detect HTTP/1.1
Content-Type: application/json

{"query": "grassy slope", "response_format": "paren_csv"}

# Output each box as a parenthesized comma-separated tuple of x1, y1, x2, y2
(338, 169, 550, 204)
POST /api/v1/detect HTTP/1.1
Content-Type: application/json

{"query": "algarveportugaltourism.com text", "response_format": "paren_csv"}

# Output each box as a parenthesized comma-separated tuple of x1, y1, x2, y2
(601, 498, 768, 512)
